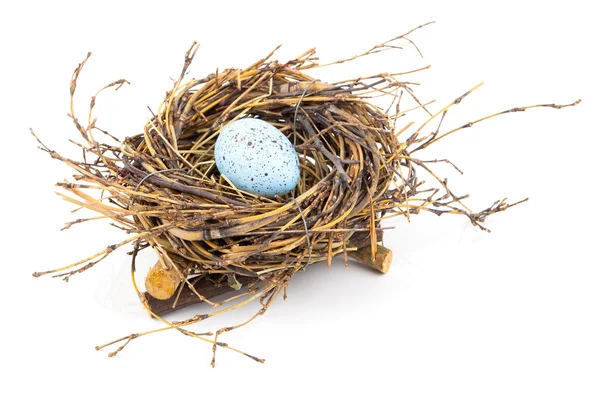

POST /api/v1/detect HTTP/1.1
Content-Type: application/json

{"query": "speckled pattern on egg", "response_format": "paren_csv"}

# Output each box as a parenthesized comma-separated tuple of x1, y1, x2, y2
(214, 118, 301, 198)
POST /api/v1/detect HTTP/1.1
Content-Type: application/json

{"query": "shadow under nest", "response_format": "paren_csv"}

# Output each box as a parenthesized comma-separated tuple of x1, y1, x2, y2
(32, 24, 578, 364)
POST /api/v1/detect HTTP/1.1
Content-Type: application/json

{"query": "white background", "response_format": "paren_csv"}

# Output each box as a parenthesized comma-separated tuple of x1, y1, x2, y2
(2, 1, 598, 403)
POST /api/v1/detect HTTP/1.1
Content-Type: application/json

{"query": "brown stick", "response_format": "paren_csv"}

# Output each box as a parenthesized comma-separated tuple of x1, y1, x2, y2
(348, 245, 393, 274)
(348, 228, 383, 249)
(145, 262, 180, 300)
(145, 231, 390, 316)
(144, 228, 381, 300)
(145, 276, 254, 317)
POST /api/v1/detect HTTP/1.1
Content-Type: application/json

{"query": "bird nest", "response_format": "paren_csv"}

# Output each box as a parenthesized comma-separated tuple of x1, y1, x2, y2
(31, 23, 578, 365)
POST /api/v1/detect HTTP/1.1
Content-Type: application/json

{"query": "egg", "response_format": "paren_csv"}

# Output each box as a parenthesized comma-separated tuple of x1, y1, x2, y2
(214, 118, 300, 198)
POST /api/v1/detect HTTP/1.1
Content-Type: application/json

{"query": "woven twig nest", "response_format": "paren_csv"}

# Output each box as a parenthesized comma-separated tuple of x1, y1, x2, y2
(32, 25, 578, 364)
(126, 43, 403, 290)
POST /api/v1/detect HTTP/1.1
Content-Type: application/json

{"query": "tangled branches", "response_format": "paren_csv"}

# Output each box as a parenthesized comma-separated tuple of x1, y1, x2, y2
(31, 23, 579, 365)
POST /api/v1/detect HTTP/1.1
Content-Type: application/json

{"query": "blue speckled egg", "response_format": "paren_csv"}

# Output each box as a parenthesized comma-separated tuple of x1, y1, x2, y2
(214, 118, 300, 198)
